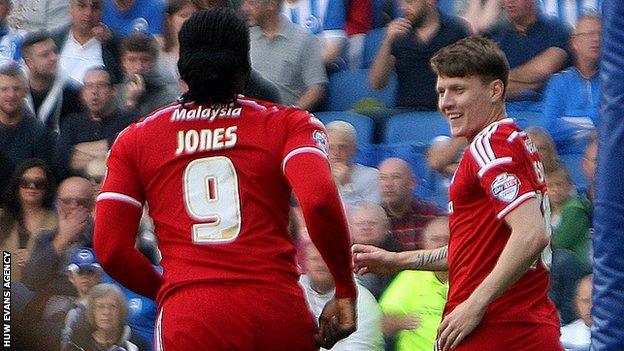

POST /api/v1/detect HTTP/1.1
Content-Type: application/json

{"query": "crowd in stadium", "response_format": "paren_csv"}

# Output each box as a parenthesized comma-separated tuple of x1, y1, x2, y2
(0, 0, 600, 350)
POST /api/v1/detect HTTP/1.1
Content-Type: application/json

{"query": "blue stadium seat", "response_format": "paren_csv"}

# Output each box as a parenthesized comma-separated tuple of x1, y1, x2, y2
(383, 111, 450, 145)
(314, 111, 376, 145)
(509, 110, 542, 129)
(560, 153, 588, 192)
(326, 69, 396, 111)
(362, 28, 386, 69)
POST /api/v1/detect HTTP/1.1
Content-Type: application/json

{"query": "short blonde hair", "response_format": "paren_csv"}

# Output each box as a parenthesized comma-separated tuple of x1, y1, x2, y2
(326, 120, 357, 144)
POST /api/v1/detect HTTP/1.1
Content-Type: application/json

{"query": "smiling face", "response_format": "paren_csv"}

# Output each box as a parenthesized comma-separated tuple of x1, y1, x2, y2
(436, 75, 504, 140)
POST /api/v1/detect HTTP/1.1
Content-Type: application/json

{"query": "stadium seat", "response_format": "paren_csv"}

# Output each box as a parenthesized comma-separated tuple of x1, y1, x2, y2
(560, 153, 588, 192)
(314, 111, 376, 145)
(383, 111, 450, 145)
(325, 69, 397, 111)
(362, 28, 386, 69)
(510, 110, 542, 129)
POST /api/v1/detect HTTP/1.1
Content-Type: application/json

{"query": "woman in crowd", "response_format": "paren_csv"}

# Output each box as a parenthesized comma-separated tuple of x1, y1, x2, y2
(0, 158, 57, 282)
(66, 283, 139, 351)
(160, 0, 199, 91)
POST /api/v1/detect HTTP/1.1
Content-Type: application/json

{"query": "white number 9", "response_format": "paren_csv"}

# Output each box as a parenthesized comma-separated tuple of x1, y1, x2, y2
(183, 156, 242, 243)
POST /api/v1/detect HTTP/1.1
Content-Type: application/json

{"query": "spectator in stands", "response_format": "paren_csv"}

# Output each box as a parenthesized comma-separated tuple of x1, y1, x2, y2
(281, 0, 348, 69)
(161, 0, 198, 92)
(379, 216, 449, 351)
(378, 157, 443, 251)
(0, 64, 55, 197)
(327, 121, 380, 207)
(300, 242, 384, 351)
(369, 0, 469, 112)
(0, 159, 57, 282)
(188, 0, 283, 102)
(65, 283, 140, 351)
(20, 176, 94, 350)
(84, 156, 107, 193)
(56, 66, 136, 179)
(22, 30, 85, 132)
(0, 0, 24, 67)
(7, 0, 70, 31)
(22, 176, 95, 297)
(345, 0, 372, 68)
(550, 134, 595, 324)
(242, 0, 327, 110)
(488, 0, 570, 112)
(525, 126, 560, 170)
(103, 0, 165, 40)
(60, 247, 103, 351)
(541, 13, 600, 153)
(560, 274, 592, 351)
(118, 33, 178, 117)
(544, 161, 574, 230)
(349, 201, 398, 299)
(52, 0, 123, 84)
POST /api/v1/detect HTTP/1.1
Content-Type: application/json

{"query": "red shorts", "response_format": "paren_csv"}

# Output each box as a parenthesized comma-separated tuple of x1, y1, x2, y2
(154, 284, 318, 351)
(448, 322, 563, 351)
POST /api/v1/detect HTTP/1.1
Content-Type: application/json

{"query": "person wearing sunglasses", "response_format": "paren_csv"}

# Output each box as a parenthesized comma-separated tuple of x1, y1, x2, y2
(19, 176, 96, 350)
(0, 158, 58, 282)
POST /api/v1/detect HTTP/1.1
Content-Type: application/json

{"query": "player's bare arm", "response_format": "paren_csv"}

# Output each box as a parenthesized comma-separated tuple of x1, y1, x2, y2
(436, 198, 549, 351)
(352, 244, 448, 275)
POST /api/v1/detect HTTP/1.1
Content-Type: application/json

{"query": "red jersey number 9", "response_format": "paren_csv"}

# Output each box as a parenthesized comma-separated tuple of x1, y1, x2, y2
(183, 156, 242, 244)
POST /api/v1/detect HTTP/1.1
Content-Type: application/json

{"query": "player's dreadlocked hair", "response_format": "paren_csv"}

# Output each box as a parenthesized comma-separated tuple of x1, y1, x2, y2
(178, 8, 250, 103)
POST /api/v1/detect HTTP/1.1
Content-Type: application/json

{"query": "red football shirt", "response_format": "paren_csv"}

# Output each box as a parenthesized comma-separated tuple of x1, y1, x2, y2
(445, 118, 559, 327)
(98, 97, 342, 302)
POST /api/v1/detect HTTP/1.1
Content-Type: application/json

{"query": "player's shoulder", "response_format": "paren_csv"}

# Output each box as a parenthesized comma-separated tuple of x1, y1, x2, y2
(240, 96, 324, 127)
(467, 118, 522, 168)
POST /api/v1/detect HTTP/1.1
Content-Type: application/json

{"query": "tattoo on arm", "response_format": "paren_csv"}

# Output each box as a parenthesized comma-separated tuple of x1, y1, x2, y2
(415, 246, 448, 269)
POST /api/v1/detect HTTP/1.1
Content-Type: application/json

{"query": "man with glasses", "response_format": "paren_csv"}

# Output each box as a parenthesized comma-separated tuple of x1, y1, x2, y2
(541, 13, 601, 153)
(0, 64, 55, 196)
(55, 66, 136, 179)
(21, 176, 95, 350)
(23, 176, 95, 296)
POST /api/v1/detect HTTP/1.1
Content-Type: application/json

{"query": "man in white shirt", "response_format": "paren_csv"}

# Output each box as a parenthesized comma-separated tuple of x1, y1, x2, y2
(299, 242, 384, 351)
(51, 0, 122, 83)
(327, 120, 380, 208)
(560, 274, 592, 351)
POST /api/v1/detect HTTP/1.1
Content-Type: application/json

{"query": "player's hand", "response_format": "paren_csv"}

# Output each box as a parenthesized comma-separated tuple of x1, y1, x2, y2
(436, 297, 486, 351)
(314, 297, 357, 349)
(352, 244, 402, 275)
(386, 18, 412, 42)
